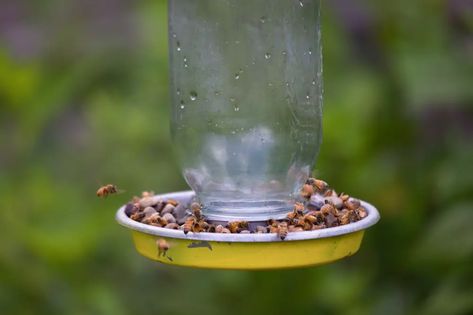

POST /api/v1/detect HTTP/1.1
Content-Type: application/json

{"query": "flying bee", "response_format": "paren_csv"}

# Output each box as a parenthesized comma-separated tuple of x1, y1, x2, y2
(96, 184, 119, 198)
(156, 238, 170, 257)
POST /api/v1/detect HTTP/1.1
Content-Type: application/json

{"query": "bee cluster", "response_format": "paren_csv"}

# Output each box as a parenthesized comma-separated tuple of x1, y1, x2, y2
(125, 178, 368, 240)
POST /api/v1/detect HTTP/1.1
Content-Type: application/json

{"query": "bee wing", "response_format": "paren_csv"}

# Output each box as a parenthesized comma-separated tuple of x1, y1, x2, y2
(116, 188, 126, 195)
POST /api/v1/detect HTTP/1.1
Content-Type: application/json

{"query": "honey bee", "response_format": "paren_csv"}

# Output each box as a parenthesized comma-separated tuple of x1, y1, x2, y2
(314, 179, 329, 192)
(191, 221, 205, 233)
(156, 238, 170, 257)
(320, 203, 336, 216)
(164, 223, 179, 229)
(277, 222, 288, 240)
(183, 217, 195, 234)
(339, 192, 350, 202)
(294, 202, 305, 215)
(199, 221, 210, 231)
(306, 177, 316, 185)
(227, 221, 249, 233)
(190, 202, 203, 220)
(356, 206, 368, 219)
(345, 198, 361, 210)
(130, 212, 145, 222)
(286, 209, 298, 220)
(301, 184, 314, 199)
(303, 214, 318, 224)
(96, 184, 119, 198)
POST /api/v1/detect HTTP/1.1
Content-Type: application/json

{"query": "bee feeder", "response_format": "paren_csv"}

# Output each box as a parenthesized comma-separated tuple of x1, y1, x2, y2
(116, 191, 380, 270)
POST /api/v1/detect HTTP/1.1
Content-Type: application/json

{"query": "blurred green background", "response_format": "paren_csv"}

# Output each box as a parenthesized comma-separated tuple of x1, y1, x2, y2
(1, 0, 472, 314)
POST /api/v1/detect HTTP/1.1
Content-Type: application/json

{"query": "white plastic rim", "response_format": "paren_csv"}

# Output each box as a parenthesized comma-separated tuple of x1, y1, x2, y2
(116, 190, 380, 243)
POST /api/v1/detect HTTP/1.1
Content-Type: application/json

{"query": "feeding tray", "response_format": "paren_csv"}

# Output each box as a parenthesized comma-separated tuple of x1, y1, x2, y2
(116, 190, 380, 270)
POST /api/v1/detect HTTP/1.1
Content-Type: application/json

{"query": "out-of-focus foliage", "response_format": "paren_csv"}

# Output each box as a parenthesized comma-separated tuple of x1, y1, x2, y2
(0, 0, 472, 314)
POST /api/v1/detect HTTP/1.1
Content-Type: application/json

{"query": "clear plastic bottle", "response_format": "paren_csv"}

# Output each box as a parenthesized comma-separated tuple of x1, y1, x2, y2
(169, 0, 323, 221)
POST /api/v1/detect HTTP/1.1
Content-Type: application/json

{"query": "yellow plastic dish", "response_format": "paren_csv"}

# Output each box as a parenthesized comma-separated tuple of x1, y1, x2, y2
(116, 191, 380, 270)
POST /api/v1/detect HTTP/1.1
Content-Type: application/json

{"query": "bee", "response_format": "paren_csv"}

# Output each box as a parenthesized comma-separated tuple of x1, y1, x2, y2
(303, 214, 318, 224)
(228, 221, 249, 233)
(356, 206, 368, 219)
(130, 212, 145, 222)
(338, 192, 350, 202)
(199, 221, 210, 231)
(166, 199, 179, 207)
(96, 184, 119, 198)
(345, 198, 361, 210)
(191, 221, 203, 233)
(294, 202, 305, 215)
(156, 238, 170, 257)
(306, 177, 317, 185)
(314, 179, 329, 192)
(183, 217, 195, 234)
(301, 184, 314, 199)
(190, 202, 203, 220)
(164, 223, 179, 229)
(320, 203, 336, 216)
(286, 209, 298, 221)
(277, 222, 288, 240)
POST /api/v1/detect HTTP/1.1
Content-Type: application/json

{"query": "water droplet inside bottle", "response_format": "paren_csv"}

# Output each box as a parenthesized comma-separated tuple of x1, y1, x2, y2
(264, 53, 271, 59)
(308, 50, 312, 55)
(306, 94, 310, 100)
(215, 91, 221, 96)
(176, 89, 181, 95)
(312, 80, 316, 85)
(299, 1, 304, 7)
(260, 16, 266, 23)
(234, 106, 240, 112)
(172, 33, 177, 38)
(180, 100, 185, 109)
(189, 91, 197, 101)
(234, 73, 240, 80)
(282, 51, 287, 55)
(176, 41, 181, 52)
